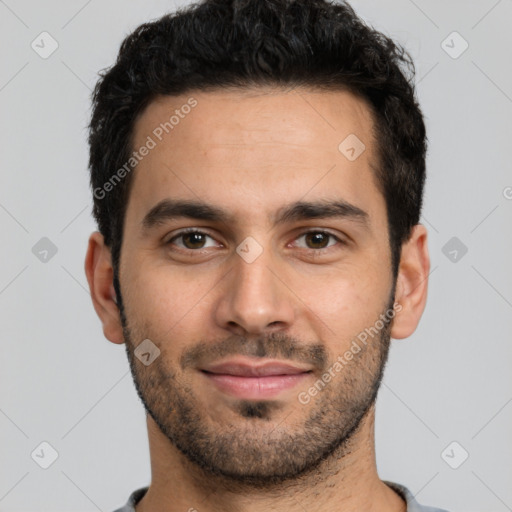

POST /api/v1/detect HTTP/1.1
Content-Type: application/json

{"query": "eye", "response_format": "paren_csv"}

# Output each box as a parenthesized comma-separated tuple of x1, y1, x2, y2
(167, 229, 219, 251)
(293, 230, 343, 252)
(165, 228, 345, 255)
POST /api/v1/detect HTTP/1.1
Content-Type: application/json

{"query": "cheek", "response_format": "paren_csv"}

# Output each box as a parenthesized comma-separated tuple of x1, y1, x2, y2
(298, 262, 391, 347)
(122, 260, 219, 344)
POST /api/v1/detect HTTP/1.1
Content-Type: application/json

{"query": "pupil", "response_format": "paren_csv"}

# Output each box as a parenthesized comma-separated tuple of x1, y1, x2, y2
(185, 233, 204, 248)
(182, 233, 329, 250)
(307, 232, 327, 248)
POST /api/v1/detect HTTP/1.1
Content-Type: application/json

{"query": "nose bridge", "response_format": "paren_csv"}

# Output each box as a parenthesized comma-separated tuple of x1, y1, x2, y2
(216, 237, 295, 335)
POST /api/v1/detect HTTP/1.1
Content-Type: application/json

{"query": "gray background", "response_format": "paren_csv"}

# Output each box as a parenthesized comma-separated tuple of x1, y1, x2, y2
(1, 0, 511, 510)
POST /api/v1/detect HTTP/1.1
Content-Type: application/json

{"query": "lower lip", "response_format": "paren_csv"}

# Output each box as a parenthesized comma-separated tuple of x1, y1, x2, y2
(202, 371, 311, 399)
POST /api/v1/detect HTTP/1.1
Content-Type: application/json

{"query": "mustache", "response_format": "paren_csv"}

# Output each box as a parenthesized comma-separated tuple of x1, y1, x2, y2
(179, 332, 328, 372)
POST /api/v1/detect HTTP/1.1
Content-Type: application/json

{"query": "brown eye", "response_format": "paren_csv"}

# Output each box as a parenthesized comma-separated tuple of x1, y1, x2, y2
(168, 230, 218, 251)
(304, 232, 331, 249)
(295, 231, 340, 251)
(181, 232, 207, 249)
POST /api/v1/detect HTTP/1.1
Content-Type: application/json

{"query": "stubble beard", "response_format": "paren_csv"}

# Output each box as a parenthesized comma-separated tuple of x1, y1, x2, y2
(118, 293, 394, 489)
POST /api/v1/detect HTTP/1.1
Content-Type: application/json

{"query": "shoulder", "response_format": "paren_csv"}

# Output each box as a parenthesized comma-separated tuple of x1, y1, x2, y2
(112, 487, 149, 512)
(384, 480, 451, 512)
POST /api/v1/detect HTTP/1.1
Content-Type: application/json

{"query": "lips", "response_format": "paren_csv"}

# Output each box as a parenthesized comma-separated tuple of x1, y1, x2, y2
(200, 358, 313, 399)
(202, 360, 310, 377)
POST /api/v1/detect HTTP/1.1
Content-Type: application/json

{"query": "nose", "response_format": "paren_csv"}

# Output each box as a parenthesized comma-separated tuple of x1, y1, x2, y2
(213, 244, 296, 336)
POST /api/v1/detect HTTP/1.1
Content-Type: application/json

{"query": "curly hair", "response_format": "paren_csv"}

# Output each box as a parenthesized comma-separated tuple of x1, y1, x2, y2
(88, 0, 426, 277)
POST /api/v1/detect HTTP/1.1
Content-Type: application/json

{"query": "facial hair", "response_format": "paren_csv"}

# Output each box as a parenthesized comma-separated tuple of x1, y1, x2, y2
(118, 286, 395, 488)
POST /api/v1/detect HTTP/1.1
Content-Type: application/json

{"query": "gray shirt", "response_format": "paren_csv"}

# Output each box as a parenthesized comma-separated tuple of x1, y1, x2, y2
(112, 481, 450, 511)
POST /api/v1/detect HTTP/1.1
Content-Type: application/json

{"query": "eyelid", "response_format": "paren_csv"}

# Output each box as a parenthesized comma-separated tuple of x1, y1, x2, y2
(289, 229, 346, 252)
(165, 227, 222, 248)
(165, 227, 347, 254)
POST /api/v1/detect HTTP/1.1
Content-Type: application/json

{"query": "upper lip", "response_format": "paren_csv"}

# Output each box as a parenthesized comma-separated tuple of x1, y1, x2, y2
(201, 359, 312, 377)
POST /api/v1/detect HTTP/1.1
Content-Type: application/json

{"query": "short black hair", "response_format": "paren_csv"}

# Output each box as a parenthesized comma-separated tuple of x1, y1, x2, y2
(88, 0, 426, 278)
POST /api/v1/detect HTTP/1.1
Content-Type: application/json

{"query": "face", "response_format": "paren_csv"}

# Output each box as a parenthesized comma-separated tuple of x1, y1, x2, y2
(115, 87, 398, 484)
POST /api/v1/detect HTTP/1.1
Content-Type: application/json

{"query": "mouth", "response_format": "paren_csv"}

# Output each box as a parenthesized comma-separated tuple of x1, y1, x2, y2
(200, 358, 313, 400)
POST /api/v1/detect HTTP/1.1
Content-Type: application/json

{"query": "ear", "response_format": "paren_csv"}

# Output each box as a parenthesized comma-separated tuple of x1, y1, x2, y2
(391, 224, 430, 339)
(84, 231, 125, 344)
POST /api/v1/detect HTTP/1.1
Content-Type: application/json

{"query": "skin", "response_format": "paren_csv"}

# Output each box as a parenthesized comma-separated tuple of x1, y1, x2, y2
(85, 86, 430, 512)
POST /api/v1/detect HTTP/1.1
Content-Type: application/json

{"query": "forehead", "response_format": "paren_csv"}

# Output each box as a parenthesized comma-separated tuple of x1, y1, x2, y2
(134, 86, 375, 156)
(127, 86, 384, 229)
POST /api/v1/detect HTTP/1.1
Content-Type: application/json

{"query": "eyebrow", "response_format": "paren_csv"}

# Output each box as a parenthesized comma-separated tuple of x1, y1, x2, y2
(142, 198, 370, 231)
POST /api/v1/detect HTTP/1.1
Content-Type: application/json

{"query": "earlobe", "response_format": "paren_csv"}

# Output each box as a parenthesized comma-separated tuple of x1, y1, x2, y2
(390, 224, 430, 340)
(84, 232, 125, 344)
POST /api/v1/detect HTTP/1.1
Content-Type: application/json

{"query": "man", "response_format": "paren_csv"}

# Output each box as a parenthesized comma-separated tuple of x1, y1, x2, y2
(84, 0, 448, 510)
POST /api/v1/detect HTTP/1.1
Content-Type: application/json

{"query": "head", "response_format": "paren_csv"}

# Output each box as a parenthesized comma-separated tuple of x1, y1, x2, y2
(85, 0, 429, 487)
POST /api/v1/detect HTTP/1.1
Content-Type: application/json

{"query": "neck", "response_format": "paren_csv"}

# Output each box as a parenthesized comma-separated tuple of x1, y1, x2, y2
(135, 404, 406, 512)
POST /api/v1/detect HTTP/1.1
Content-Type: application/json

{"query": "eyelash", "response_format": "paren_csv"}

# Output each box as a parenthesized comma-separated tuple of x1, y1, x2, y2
(166, 228, 346, 255)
